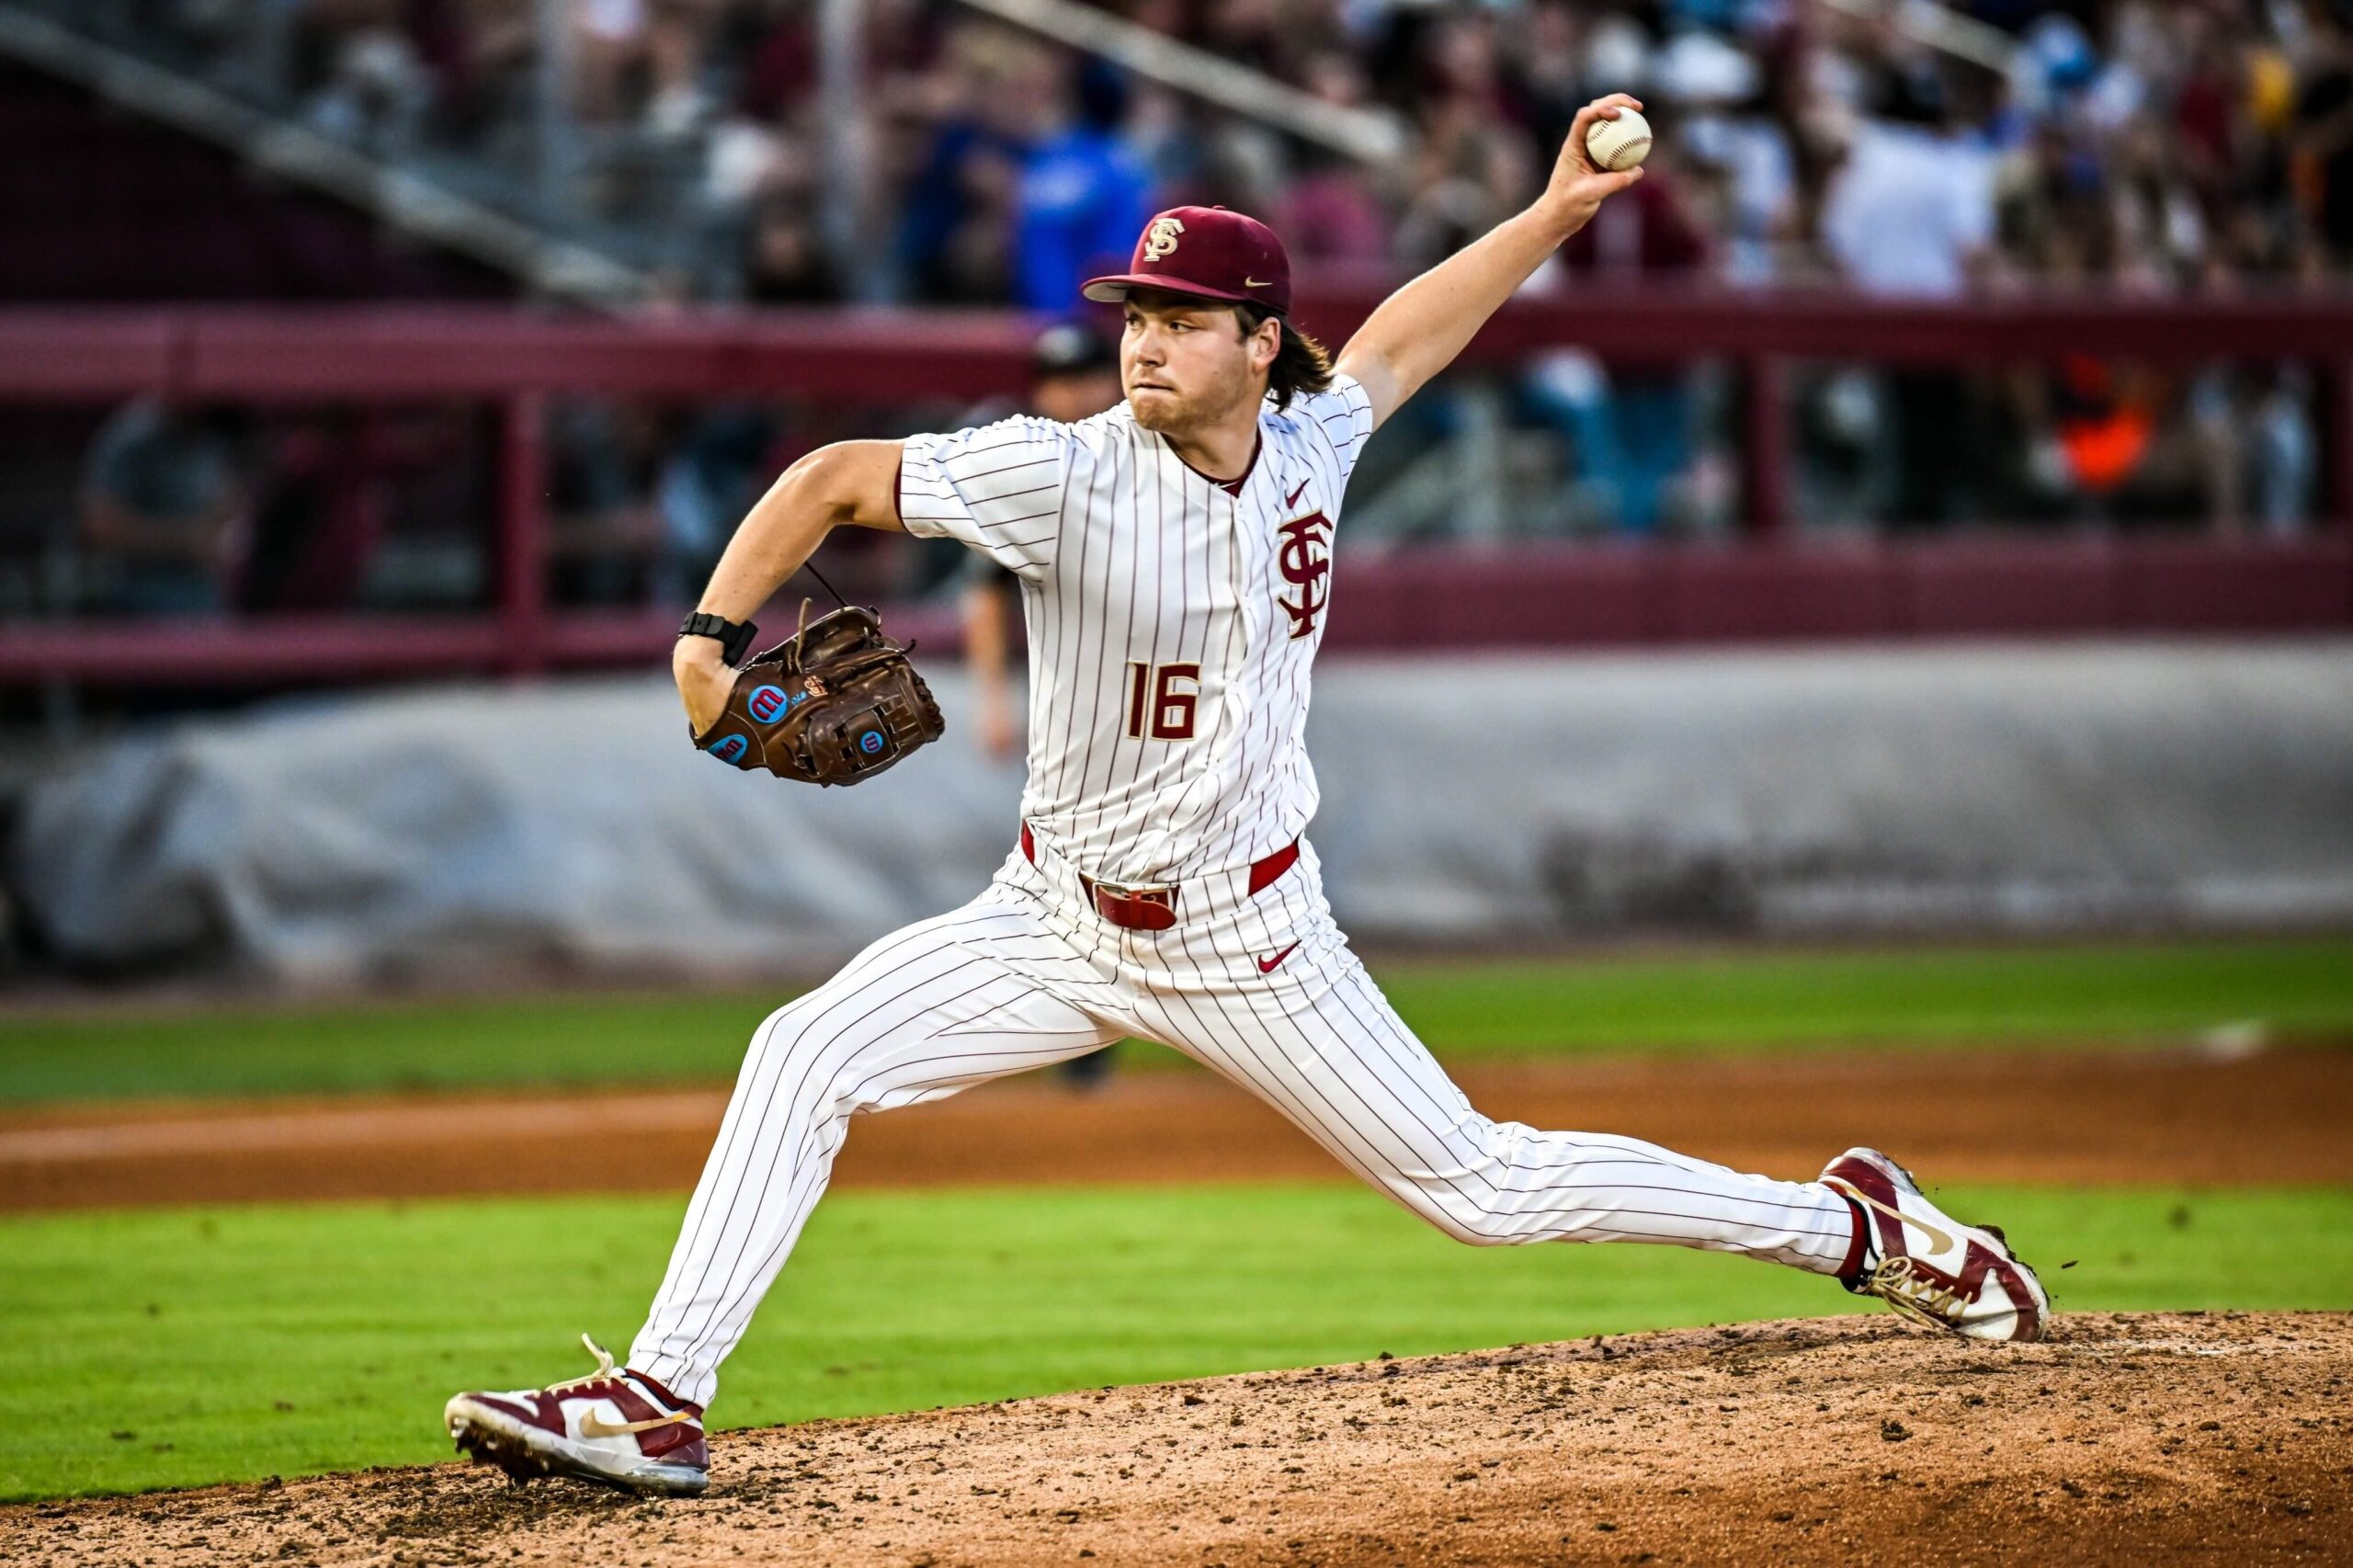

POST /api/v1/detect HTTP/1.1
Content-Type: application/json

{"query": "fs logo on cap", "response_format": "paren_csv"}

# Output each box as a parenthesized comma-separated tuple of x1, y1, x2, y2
(747, 685, 789, 723)
(1142, 216, 1185, 260)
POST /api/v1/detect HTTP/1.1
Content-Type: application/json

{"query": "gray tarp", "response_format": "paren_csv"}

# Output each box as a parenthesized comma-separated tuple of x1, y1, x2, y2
(11, 642, 2352, 981)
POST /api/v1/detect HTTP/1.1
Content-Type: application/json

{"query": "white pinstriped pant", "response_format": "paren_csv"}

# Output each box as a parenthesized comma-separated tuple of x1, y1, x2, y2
(631, 839, 1858, 1408)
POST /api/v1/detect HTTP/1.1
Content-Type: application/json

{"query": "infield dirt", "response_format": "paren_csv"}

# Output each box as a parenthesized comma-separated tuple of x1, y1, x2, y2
(6, 1311, 2347, 1565)
(4, 1043, 2348, 1210)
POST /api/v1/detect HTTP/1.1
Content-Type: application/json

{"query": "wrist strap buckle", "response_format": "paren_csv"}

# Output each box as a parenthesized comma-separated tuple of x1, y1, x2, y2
(678, 611, 758, 665)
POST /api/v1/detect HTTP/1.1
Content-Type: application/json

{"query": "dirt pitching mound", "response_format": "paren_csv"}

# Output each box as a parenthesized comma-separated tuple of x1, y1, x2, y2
(9, 1312, 2347, 1566)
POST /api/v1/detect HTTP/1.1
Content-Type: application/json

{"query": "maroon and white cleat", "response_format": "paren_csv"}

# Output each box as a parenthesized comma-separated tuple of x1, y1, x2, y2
(445, 1335, 709, 1495)
(1821, 1148, 2050, 1344)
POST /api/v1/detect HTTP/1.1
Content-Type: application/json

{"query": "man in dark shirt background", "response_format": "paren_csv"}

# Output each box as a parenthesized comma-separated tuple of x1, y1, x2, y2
(78, 398, 253, 615)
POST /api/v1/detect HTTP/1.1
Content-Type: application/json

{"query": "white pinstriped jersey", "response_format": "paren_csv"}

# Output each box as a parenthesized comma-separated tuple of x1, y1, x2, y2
(635, 384, 1876, 1423)
(898, 374, 1376, 886)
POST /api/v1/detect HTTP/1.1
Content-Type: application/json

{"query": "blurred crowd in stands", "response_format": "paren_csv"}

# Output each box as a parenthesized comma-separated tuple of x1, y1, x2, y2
(100, 0, 2353, 298)
(16, 0, 2353, 620)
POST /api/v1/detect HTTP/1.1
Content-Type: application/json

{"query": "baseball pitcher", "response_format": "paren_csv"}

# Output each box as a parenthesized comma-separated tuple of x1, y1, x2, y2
(446, 96, 2048, 1496)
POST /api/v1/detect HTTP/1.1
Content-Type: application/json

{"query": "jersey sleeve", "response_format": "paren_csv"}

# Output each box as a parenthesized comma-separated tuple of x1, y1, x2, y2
(1291, 372, 1377, 490)
(895, 415, 1071, 579)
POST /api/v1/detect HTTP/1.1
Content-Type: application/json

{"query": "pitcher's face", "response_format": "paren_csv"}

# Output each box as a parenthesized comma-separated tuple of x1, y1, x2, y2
(1120, 290, 1279, 434)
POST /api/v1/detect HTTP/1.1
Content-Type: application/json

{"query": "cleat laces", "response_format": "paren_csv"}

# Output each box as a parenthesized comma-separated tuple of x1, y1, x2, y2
(1861, 1256, 1967, 1330)
(545, 1333, 622, 1395)
(540, 1335, 693, 1435)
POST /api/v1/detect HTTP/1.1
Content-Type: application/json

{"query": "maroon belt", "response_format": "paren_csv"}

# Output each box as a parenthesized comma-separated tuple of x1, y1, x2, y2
(1020, 823, 1299, 932)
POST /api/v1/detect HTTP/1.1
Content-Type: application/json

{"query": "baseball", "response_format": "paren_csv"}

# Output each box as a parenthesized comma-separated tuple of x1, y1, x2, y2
(1586, 107, 1653, 172)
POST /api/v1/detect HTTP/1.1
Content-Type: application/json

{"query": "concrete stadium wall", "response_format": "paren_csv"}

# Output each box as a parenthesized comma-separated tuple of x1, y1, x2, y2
(8, 642, 2351, 982)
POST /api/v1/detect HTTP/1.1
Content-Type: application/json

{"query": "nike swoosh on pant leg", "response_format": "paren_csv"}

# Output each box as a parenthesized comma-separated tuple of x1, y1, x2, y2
(1257, 942, 1301, 973)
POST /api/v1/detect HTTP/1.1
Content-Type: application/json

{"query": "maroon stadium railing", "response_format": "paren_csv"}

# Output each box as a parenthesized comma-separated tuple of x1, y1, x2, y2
(0, 290, 2348, 687)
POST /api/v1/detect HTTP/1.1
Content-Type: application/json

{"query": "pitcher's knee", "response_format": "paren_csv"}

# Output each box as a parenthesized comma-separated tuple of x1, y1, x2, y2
(745, 1001, 820, 1071)
(1384, 1176, 1528, 1247)
(739, 1007, 851, 1113)
(1362, 1114, 1570, 1246)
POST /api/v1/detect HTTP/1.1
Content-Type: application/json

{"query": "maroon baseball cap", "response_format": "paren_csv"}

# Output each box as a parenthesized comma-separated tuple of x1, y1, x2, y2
(1082, 205, 1291, 316)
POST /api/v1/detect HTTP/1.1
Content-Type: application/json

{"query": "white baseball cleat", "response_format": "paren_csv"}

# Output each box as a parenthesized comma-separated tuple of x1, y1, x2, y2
(1820, 1148, 2050, 1343)
(445, 1335, 709, 1495)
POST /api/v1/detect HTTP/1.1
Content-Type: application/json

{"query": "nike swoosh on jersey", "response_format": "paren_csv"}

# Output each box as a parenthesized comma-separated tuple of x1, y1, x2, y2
(578, 1408, 695, 1440)
(1285, 480, 1309, 508)
(1257, 942, 1301, 973)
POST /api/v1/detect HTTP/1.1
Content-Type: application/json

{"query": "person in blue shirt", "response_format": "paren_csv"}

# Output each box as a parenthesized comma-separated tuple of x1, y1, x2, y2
(1012, 60, 1155, 312)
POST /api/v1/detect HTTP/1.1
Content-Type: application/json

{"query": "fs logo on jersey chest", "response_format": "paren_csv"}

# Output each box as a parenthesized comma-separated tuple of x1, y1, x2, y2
(1276, 509, 1332, 639)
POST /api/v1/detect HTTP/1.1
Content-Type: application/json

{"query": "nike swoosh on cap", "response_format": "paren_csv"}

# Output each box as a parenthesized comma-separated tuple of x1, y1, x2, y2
(1245, 277, 1273, 288)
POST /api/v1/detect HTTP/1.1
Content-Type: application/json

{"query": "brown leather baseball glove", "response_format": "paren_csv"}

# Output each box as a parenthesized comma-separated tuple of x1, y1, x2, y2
(691, 606, 944, 786)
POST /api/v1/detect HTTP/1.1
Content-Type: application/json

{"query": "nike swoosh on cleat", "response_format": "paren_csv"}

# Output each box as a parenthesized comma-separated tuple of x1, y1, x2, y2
(1285, 480, 1309, 508)
(1826, 1178, 1961, 1259)
(578, 1410, 695, 1440)
(1257, 942, 1301, 973)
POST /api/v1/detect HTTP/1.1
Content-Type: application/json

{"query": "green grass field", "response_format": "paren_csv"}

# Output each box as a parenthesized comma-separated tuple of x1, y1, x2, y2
(3, 936, 2348, 1103)
(6, 1182, 2349, 1502)
(5, 934, 2349, 1503)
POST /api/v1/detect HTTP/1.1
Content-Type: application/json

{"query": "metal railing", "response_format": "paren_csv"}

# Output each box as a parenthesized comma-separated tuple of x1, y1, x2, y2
(1, 289, 2349, 687)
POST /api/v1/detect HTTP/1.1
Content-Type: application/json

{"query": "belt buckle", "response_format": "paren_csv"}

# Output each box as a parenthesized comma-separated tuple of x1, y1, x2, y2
(1092, 876, 1171, 901)
(1089, 876, 1177, 931)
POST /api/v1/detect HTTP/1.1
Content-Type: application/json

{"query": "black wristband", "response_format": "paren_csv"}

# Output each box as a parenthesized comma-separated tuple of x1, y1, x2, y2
(678, 611, 757, 665)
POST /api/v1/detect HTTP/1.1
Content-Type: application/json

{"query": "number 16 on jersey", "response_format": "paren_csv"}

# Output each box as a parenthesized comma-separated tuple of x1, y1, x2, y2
(1125, 661, 1199, 741)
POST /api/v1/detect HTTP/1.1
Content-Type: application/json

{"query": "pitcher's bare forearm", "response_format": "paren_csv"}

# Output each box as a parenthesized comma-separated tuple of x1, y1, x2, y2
(692, 439, 904, 623)
(675, 438, 903, 733)
(1338, 95, 1643, 426)
(1336, 209, 1583, 421)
